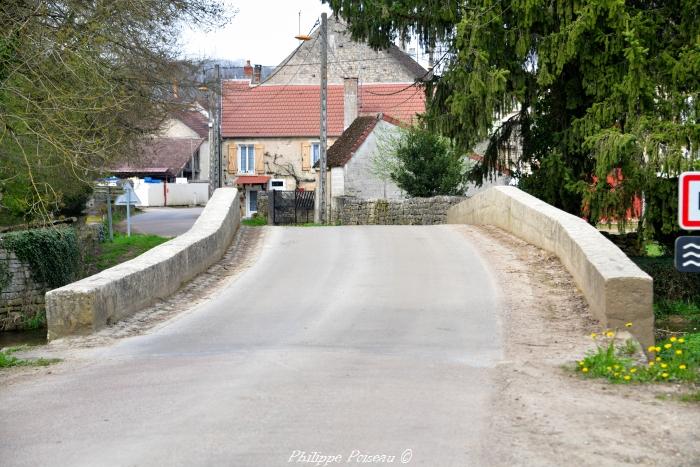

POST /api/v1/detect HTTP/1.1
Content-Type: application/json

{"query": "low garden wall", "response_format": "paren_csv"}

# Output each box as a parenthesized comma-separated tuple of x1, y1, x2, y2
(0, 249, 47, 331)
(447, 186, 654, 349)
(45, 188, 240, 339)
(332, 196, 465, 225)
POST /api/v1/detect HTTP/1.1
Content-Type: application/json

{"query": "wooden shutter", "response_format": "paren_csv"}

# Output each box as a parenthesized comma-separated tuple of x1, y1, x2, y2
(301, 142, 311, 171)
(254, 144, 265, 174)
(227, 144, 238, 174)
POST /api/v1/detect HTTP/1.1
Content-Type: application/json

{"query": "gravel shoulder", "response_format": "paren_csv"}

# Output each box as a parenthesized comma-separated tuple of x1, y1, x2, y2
(461, 225, 700, 467)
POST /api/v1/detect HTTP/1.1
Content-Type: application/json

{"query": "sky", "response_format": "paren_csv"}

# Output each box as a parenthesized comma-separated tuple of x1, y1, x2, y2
(179, 0, 333, 65)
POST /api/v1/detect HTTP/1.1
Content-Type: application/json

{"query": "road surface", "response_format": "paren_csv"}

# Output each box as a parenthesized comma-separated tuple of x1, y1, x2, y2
(126, 207, 204, 237)
(0, 226, 503, 466)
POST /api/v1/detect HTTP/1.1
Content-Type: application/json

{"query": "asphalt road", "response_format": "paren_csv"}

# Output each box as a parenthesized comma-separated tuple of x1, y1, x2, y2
(126, 207, 204, 237)
(0, 226, 503, 466)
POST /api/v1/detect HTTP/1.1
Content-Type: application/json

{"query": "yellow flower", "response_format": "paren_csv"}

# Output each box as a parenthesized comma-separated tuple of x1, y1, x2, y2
(655, 346, 662, 352)
(664, 343, 672, 349)
(606, 331, 615, 338)
(679, 364, 687, 370)
(656, 357, 661, 362)
(582, 367, 589, 373)
(648, 361, 655, 366)
(630, 368, 637, 374)
(624, 375, 631, 381)
(647, 345, 656, 352)
(625, 322, 633, 327)
(606, 366, 612, 372)
(661, 373, 669, 378)
(676, 350, 682, 355)
(590, 332, 598, 339)
(578, 361, 585, 366)
(614, 373, 620, 377)
(670, 336, 677, 342)
(660, 363, 668, 369)
(678, 338, 685, 343)
(613, 365, 620, 370)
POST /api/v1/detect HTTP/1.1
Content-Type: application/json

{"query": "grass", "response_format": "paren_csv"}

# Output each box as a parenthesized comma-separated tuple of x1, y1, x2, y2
(241, 216, 267, 227)
(679, 391, 700, 403)
(655, 300, 700, 324)
(0, 347, 60, 368)
(574, 327, 700, 384)
(91, 232, 168, 271)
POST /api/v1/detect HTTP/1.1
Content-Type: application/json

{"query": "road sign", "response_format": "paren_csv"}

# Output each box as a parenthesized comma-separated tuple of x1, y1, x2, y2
(679, 172, 700, 230)
(675, 236, 700, 273)
(114, 184, 141, 206)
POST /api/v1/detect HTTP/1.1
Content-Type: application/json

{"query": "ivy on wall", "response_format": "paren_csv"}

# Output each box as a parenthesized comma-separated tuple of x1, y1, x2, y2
(0, 228, 79, 288)
(0, 259, 11, 293)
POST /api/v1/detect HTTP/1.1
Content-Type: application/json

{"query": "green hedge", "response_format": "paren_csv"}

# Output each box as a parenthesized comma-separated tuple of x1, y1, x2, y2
(632, 257, 700, 303)
(0, 227, 79, 288)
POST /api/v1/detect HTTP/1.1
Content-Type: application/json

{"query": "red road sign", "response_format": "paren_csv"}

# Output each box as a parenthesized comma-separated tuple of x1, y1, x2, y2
(680, 172, 700, 230)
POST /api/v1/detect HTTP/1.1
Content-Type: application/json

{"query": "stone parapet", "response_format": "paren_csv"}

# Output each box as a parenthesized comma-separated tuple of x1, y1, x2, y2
(447, 186, 654, 349)
(45, 188, 240, 339)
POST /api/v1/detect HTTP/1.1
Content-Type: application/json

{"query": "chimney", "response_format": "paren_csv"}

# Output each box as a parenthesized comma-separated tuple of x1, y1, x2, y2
(343, 77, 359, 130)
(243, 60, 253, 80)
(253, 64, 262, 84)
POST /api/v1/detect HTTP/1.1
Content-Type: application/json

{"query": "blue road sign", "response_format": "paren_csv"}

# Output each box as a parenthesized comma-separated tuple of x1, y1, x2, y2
(675, 236, 700, 273)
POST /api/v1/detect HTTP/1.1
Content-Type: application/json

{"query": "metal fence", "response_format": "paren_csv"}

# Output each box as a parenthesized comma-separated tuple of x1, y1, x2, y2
(272, 190, 315, 225)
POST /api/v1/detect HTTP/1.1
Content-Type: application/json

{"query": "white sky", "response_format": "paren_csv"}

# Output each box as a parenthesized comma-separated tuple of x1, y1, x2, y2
(179, 0, 333, 65)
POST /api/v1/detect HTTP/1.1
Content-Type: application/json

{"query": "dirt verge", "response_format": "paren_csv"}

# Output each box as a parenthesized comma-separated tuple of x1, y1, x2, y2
(462, 225, 700, 467)
(0, 226, 267, 385)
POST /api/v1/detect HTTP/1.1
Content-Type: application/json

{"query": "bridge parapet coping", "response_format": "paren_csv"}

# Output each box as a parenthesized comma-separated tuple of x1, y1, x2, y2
(447, 186, 654, 349)
(45, 188, 240, 339)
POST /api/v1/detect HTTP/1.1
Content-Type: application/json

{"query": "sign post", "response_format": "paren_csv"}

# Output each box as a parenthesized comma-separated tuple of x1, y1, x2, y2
(676, 172, 700, 272)
(115, 182, 141, 237)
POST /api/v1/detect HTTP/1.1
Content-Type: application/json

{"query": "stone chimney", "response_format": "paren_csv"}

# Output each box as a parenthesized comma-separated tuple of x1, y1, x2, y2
(253, 64, 262, 84)
(243, 60, 253, 80)
(343, 77, 359, 130)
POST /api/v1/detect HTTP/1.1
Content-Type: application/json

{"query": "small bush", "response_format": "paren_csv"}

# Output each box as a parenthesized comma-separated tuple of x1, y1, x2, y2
(242, 215, 267, 227)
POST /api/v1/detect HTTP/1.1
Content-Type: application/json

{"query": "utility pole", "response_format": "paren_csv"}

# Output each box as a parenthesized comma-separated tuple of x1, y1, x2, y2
(315, 12, 328, 224)
(216, 64, 222, 189)
(208, 64, 222, 196)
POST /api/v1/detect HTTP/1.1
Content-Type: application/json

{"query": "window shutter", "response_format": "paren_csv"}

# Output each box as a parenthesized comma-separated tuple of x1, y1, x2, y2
(254, 144, 265, 174)
(227, 144, 238, 174)
(301, 142, 311, 171)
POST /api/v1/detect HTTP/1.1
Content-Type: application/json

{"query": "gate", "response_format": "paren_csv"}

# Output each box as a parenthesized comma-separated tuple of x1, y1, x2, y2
(272, 190, 315, 225)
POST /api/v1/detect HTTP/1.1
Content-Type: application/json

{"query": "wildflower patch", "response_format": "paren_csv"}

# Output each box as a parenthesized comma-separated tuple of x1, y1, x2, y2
(575, 324, 699, 384)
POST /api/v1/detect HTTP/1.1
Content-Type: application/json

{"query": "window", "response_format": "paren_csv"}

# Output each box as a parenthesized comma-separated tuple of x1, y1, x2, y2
(311, 143, 320, 166)
(239, 144, 255, 174)
(269, 179, 285, 190)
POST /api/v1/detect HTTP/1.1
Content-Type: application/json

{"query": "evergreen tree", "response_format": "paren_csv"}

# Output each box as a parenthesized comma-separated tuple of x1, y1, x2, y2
(324, 0, 700, 244)
(387, 127, 466, 197)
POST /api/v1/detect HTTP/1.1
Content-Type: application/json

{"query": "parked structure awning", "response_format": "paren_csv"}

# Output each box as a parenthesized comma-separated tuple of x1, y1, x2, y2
(234, 175, 270, 185)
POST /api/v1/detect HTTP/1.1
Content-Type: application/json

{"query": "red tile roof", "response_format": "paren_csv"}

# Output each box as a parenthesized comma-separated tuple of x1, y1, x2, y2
(112, 137, 203, 178)
(174, 109, 209, 138)
(221, 81, 425, 138)
(326, 116, 380, 168)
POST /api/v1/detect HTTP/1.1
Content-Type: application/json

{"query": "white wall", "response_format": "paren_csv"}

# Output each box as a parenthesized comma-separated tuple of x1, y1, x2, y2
(344, 121, 405, 200)
(133, 179, 209, 207)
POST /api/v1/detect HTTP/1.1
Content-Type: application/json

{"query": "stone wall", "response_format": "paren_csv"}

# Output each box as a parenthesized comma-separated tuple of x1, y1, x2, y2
(46, 188, 240, 339)
(447, 186, 654, 350)
(0, 249, 47, 331)
(332, 196, 465, 225)
(0, 224, 102, 331)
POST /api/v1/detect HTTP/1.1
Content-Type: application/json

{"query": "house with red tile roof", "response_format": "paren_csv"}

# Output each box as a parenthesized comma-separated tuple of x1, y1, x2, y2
(219, 18, 427, 217)
(324, 114, 407, 200)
